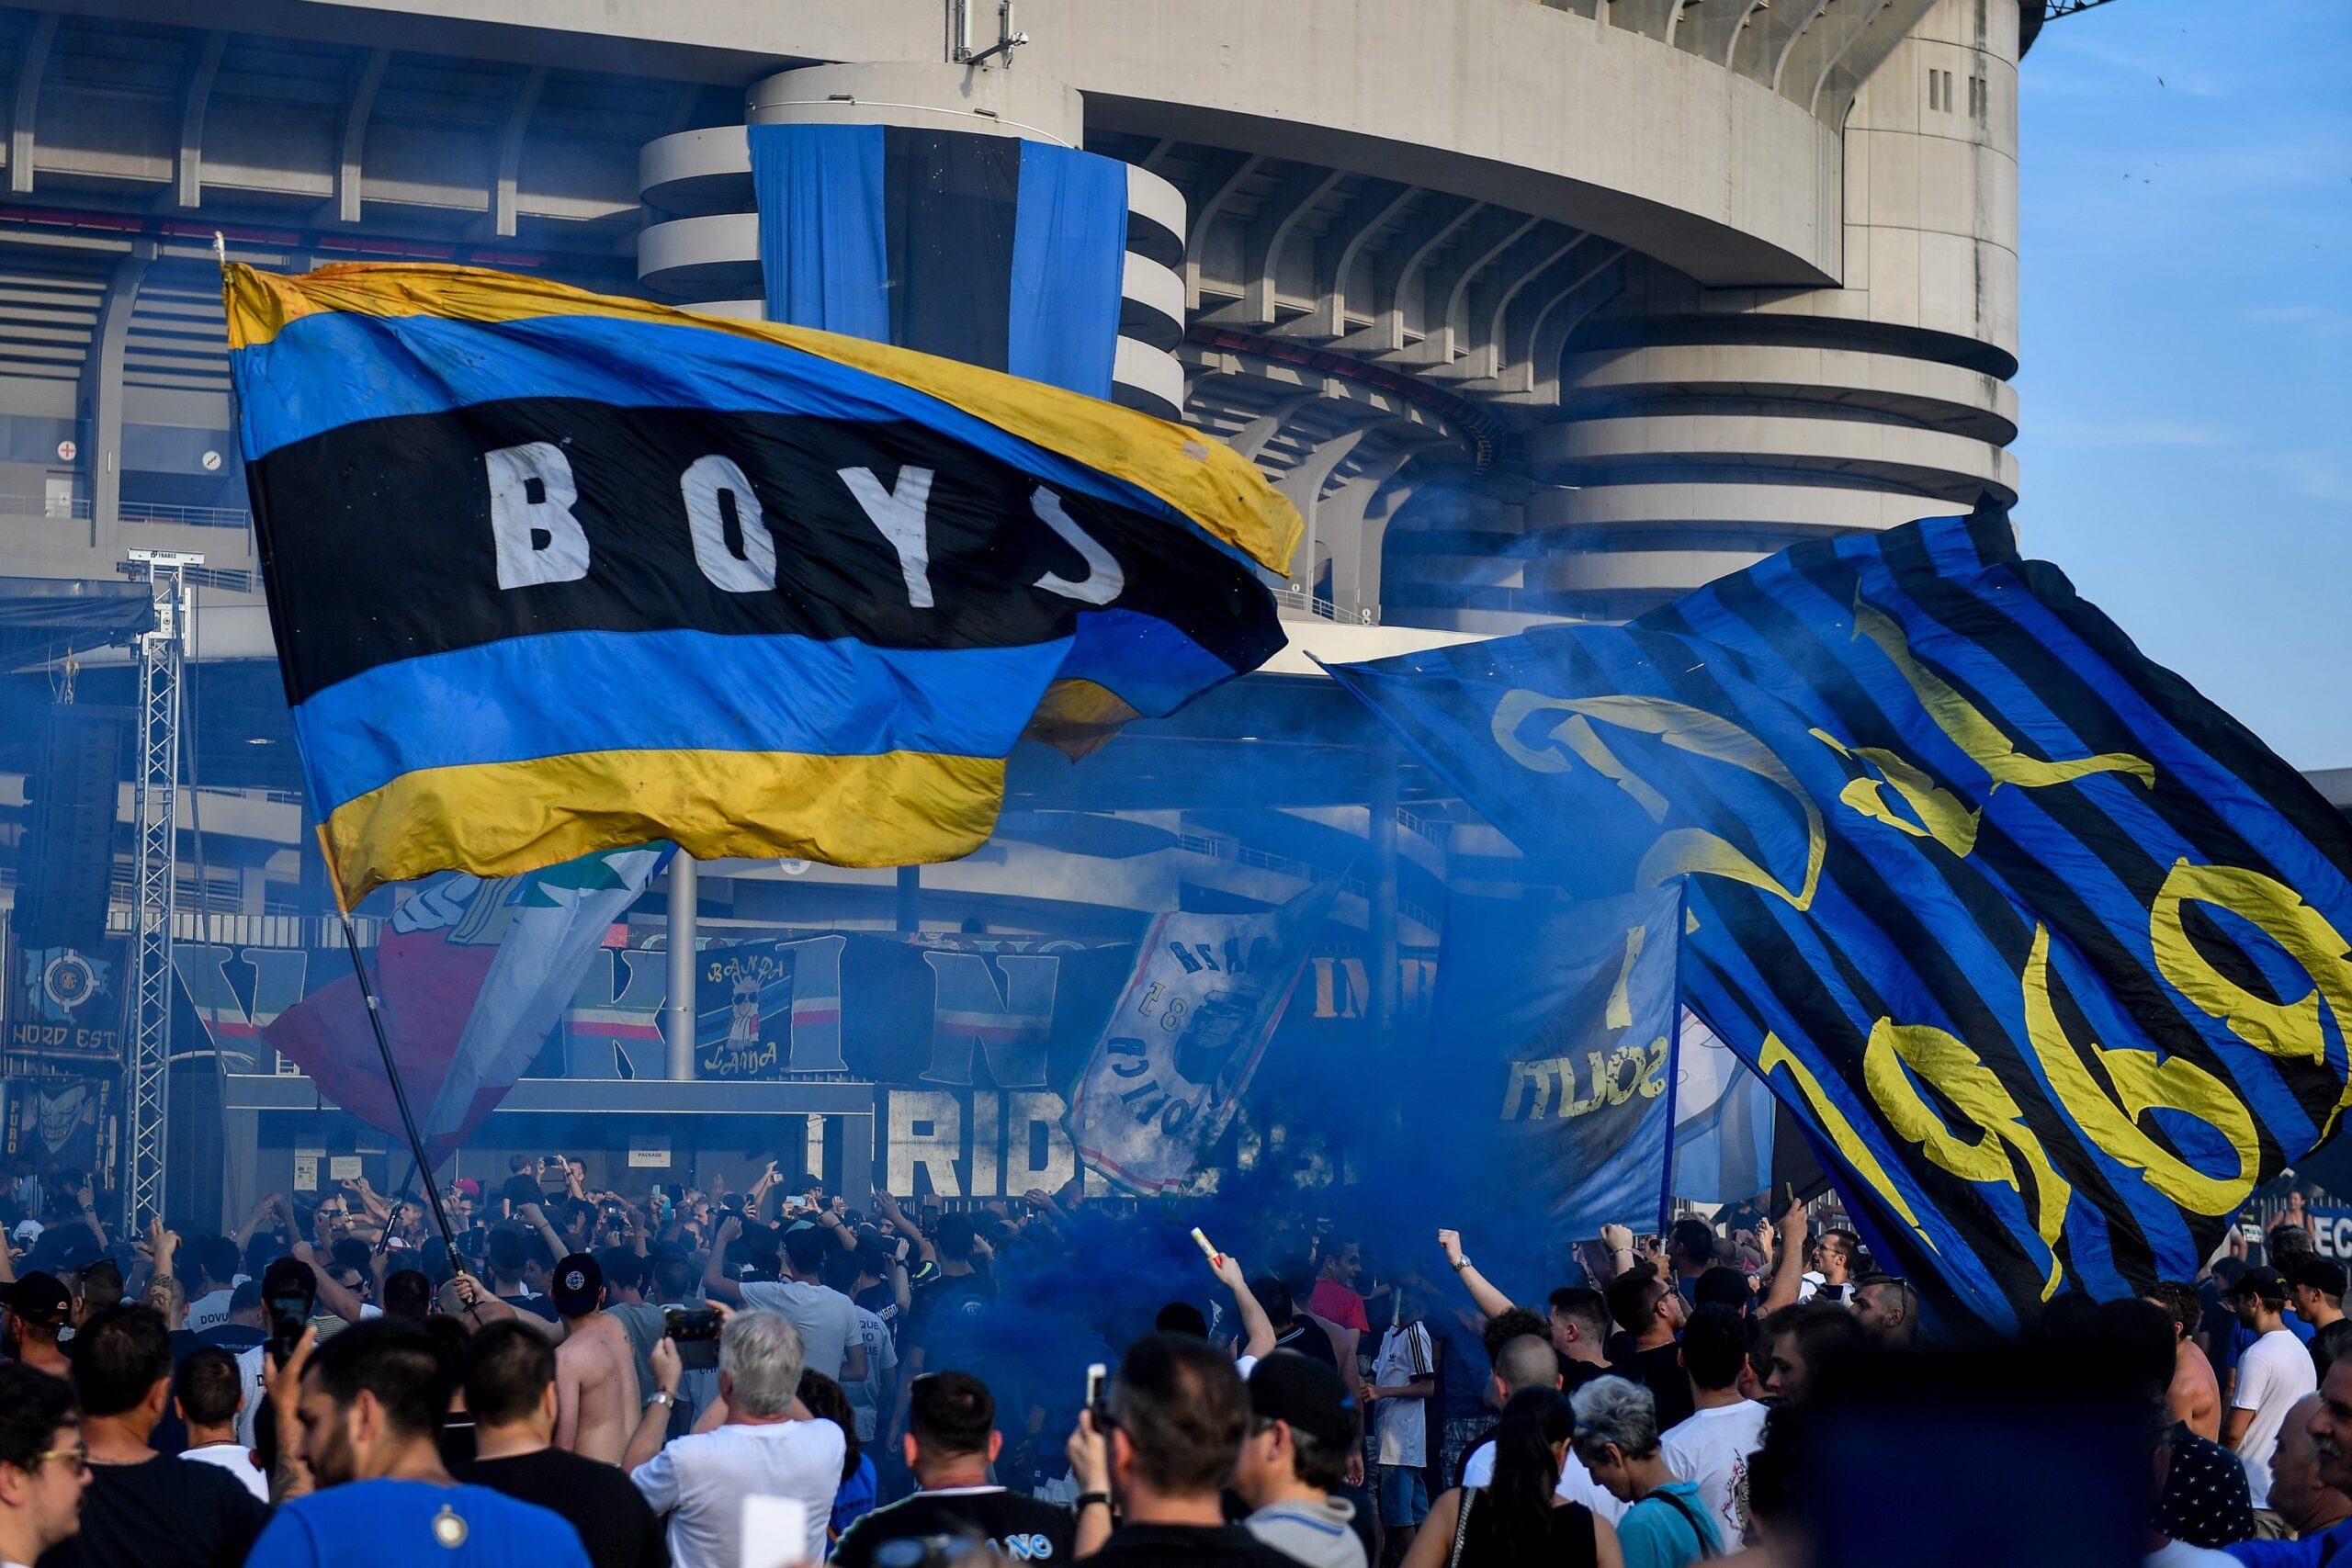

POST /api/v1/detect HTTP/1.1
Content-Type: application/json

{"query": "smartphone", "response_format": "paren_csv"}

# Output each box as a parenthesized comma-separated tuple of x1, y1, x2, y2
(665, 1306, 722, 1340)
(267, 1294, 311, 1368)
(1085, 1361, 1108, 1421)
(666, 1305, 722, 1371)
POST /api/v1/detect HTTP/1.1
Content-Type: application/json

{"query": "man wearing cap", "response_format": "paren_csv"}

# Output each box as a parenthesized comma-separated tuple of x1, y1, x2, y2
(2290, 1258, 2346, 1340)
(2228, 1265, 2319, 1535)
(550, 1252, 641, 1465)
(0, 1273, 73, 1377)
(1238, 1350, 1370, 1568)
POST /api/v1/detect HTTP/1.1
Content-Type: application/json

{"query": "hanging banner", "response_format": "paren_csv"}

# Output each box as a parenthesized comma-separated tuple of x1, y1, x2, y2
(1068, 882, 1340, 1195)
(4, 1073, 115, 1172)
(1425, 886, 1685, 1242)
(6, 937, 126, 1067)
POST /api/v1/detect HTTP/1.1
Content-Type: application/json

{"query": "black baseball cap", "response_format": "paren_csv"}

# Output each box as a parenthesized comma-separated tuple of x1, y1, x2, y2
(1246, 1348, 1360, 1452)
(0, 1271, 72, 1330)
(2234, 1265, 2289, 1303)
(551, 1252, 603, 1317)
(2290, 1258, 2349, 1299)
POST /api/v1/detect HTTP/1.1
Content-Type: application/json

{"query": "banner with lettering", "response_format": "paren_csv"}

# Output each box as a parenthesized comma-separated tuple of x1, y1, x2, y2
(175, 919, 1423, 1199)
(1422, 886, 1684, 1243)
(1068, 881, 1340, 1195)
(6, 935, 126, 1068)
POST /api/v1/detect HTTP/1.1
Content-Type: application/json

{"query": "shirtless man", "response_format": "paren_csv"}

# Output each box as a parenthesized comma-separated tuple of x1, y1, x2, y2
(2149, 1280, 2221, 1440)
(549, 1251, 640, 1463)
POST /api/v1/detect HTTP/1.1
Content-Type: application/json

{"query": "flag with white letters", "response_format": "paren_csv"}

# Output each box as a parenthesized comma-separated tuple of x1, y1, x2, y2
(222, 263, 1293, 907)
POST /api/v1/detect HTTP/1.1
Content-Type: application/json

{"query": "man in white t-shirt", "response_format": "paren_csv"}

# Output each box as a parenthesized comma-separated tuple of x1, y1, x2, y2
(174, 1347, 268, 1503)
(184, 1237, 243, 1334)
(703, 1220, 866, 1383)
(625, 1308, 843, 1568)
(2224, 1265, 2318, 1517)
(843, 1299, 898, 1445)
(1369, 1303, 1435, 1556)
(1659, 1304, 1768, 1542)
(1458, 1335, 1628, 1525)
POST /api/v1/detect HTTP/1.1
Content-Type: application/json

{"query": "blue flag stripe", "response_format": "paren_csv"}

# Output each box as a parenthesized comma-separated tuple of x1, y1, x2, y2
(291, 628, 1068, 815)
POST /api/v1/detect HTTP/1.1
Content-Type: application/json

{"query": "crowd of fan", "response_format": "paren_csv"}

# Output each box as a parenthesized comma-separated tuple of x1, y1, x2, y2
(2, 1151, 2350, 1568)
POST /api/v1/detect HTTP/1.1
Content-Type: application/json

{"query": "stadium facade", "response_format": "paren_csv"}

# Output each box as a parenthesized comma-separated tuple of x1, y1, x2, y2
(0, 0, 2043, 1220)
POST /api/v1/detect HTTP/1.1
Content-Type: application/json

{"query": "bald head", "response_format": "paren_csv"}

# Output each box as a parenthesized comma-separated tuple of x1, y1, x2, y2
(1490, 1334, 1563, 1408)
(2271, 1393, 2352, 1537)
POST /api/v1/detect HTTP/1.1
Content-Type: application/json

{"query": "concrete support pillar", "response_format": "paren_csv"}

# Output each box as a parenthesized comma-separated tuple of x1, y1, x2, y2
(839, 1103, 874, 1209)
(220, 1107, 258, 1233)
(1369, 762, 1400, 1033)
(663, 858, 697, 1081)
(895, 865, 921, 934)
(84, 241, 155, 549)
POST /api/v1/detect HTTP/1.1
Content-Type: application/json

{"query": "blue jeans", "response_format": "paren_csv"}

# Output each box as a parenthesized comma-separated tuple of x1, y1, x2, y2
(1377, 1463, 1430, 1528)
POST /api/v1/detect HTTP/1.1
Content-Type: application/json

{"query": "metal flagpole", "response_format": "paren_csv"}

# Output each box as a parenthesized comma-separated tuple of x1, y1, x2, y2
(211, 235, 465, 1275)
(1655, 878, 1689, 1235)
(333, 908, 469, 1273)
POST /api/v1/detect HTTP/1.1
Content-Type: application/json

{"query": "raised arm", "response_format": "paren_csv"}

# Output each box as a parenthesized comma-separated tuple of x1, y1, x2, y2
(624, 1337, 681, 1473)
(1760, 1194, 1809, 1313)
(289, 1240, 370, 1325)
(701, 1215, 746, 1305)
(872, 1190, 936, 1269)
(1211, 1250, 1277, 1360)
(516, 1202, 568, 1267)
(1437, 1229, 1516, 1319)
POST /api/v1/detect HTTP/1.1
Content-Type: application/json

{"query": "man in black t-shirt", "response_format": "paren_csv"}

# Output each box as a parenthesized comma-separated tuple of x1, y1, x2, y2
(833, 1371, 1070, 1568)
(36, 1304, 267, 1568)
(1250, 1277, 1340, 1377)
(1066, 1334, 1296, 1567)
(1602, 1262, 1693, 1431)
(500, 1156, 547, 1217)
(452, 1320, 666, 1568)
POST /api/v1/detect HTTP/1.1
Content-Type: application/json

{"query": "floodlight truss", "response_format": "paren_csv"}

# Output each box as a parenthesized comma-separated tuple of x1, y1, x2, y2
(122, 549, 198, 1228)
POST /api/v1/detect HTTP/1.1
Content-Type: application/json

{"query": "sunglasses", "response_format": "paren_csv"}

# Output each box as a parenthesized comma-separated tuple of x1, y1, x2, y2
(28, 1445, 86, 1475)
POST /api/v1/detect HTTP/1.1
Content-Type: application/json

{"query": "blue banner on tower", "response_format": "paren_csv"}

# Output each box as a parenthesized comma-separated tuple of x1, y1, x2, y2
(1331, 513, 2352, 1331)
(749, 124, 1128, 399)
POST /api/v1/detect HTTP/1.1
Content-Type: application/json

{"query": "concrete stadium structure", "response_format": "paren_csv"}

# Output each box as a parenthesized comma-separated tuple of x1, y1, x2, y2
(0, 0, 2058, 1211)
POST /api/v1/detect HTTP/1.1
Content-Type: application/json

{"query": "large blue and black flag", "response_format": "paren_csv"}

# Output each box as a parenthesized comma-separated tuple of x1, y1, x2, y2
(1329, 513, 2352, 1330)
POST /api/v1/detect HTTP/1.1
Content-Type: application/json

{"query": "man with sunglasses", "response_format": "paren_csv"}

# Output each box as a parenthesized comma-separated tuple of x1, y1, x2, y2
(0, 1364, 87, 1568)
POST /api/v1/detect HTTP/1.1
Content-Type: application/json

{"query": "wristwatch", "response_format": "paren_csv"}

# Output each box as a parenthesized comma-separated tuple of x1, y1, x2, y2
(646, 1391, 675, 1409)
(1076, 1493, 1112, 1512)
(1451, 1256, 1472, 1272)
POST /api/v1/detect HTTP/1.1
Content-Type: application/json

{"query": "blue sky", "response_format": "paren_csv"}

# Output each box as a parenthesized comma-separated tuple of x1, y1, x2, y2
(2014, 0, 2352, 770)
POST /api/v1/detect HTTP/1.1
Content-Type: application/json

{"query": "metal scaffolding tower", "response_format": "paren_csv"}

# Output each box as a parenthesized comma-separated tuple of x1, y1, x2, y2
(122, 548, 198, 1227)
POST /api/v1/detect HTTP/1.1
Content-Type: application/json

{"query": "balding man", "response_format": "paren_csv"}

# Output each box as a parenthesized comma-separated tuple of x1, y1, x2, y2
(2267, 1394, 2352, 1541)
(1456, 1335, 1626, 1525)
(1851, 1273, 1917, 1348)
(2250, 1363, 2352, 1565)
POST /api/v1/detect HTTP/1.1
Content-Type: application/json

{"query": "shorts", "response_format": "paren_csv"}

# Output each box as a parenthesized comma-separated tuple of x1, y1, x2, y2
(1378, 1462, 1430, 1528)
